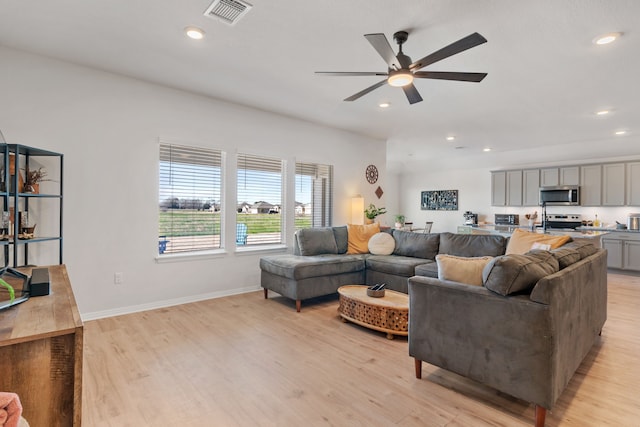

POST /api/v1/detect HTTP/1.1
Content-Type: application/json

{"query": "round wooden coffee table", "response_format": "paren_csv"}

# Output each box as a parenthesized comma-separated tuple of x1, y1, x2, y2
(337, 285, 409, 339)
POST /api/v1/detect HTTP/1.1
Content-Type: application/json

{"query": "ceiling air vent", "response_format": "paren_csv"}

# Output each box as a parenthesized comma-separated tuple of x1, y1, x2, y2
(204, 0, 253, 25)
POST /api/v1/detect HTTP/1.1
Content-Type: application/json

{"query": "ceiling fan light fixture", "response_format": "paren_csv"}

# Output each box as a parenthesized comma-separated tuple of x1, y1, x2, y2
(388, 71, 413, 87)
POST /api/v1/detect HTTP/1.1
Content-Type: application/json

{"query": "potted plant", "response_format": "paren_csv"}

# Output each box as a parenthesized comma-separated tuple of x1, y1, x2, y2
(394, 214, 405, 229)
(364, 203, 386, 224)
(22, 166, 49, 194)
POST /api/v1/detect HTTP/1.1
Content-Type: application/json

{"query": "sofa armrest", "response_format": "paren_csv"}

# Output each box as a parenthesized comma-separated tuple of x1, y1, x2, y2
(408, 275, 554, 408)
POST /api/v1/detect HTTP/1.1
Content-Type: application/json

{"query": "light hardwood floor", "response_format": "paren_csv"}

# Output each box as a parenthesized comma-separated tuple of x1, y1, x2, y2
(83, 273, 640, 426)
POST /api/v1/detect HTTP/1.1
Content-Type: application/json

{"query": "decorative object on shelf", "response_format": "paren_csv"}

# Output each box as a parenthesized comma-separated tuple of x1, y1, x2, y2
(22, 166, 49, 194)
(375, 186, 384, 199)
(19, 224, 36, 240)
(394, 214, 405, 229)
(365, 164, 378, 184)
(364, 203, 386, 224)
(421, 190, 458, 211)
(0, 211, 9, 241)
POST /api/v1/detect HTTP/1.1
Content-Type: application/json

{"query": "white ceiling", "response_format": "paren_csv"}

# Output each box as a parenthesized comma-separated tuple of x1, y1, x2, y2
(1, 0, 639, 172)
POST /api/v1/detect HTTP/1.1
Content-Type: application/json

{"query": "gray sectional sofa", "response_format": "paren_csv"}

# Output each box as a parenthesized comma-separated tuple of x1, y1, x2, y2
(260, 226, 508, 310)
(260, 225, 607, 426)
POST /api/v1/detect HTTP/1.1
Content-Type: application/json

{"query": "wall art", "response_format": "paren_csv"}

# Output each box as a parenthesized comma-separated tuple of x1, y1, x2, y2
(421, 190, 458, 211)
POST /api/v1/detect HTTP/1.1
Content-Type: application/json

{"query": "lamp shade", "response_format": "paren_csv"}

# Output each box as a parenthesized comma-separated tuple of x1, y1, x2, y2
(351, 196, 364, 225)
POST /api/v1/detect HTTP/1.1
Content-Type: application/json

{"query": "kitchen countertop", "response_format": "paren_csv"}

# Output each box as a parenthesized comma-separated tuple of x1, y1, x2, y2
(461, 224, 610, 239)
(576, 226, 640, 233)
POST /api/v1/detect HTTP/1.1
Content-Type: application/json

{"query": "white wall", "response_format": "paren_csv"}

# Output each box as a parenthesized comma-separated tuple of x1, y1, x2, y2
(0, 47, 386, 318)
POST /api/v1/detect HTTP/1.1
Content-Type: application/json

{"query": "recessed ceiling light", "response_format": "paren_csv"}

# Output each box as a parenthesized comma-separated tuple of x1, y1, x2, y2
(615, 130, 627, 136)
(596, 110, 610, 116)
(379, 102, 390, 108)
(593, 32, 622, 45)
(446, 136, 455, 141)
(483, 148, 491, 152)
(185, 26, 205, 40)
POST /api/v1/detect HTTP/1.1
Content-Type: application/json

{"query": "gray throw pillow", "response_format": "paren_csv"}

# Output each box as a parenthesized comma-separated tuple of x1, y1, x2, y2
(296, 227, 338, 256)
(483, 251, 559, 296)
(560, 240, 598, 260)
(332, 226, 348, 254)
(549, 246, 581, 269)
(392, 230, 440, 259)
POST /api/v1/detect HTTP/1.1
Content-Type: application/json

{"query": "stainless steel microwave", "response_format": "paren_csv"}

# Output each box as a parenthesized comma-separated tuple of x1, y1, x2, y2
(539, 185, 580, 206)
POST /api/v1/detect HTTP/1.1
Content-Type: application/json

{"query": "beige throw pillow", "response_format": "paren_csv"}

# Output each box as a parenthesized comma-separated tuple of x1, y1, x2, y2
(436, 254, 494, 286)
(505, 228, 571, 255)
(347, 223, 381, 254)
(368, 232, 395, 255)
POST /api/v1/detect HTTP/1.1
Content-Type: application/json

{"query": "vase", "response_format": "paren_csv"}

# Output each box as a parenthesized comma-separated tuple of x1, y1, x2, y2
(365, 218, 374, 225)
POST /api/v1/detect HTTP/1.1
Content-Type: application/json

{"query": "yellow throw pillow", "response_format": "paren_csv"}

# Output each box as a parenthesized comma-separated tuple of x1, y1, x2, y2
(347, 223, 381, 254)
(505, 228, 571, 255)
(436, 254, 494, 286)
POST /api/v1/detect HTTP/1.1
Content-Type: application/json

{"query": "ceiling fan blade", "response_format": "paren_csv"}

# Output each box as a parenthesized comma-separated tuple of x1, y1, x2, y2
(410, 32, 487, 71)
(413, 71, 487, 82)
(402, 83, 423, 104)
(315, 71, 389, 77)
(344, 79, 388, 102)
(364, 33, 400, 69)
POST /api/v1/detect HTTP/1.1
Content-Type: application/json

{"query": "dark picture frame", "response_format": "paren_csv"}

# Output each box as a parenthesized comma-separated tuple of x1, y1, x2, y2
(421, 190, 458, 211)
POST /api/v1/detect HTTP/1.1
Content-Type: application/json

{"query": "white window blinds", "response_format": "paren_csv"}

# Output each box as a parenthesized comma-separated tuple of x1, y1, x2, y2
(295, 162, 333, 230)
(236, 153, 283, 245)
(159, 143, 222, 254)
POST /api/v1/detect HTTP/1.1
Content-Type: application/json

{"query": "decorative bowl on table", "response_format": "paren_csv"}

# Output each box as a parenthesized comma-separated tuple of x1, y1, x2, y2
(367, 286, 385, 298)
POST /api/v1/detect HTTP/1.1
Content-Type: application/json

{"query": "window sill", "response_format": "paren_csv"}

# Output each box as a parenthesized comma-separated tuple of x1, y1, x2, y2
(234, 244, 288, 255)
(155, 249, 227, 263)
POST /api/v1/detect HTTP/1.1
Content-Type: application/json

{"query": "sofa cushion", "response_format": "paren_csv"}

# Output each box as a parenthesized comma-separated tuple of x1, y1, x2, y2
(260, 254, 365, 280)
(505, 229, 571, 255)
(561, 239, 598, 260)
(549, 246, 581, 269)
(436, 254, 494, 286)
(347, 223, 380, 254)
(438, 232, 508, 257)
(392, 230, 440, 259)
(368, 232, 395, 255)
(366, 255, 432, 277)
(414, 261, 438, 278)
(483, 250, 560, 296)
(296, 227, 338, 256)
(333, 226, 349, 254)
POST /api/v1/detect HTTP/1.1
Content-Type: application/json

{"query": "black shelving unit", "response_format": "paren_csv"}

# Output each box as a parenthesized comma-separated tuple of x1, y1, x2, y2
(1, 144, 63, 267)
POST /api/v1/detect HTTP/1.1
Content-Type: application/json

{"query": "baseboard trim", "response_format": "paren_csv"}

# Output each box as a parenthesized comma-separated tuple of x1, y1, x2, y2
(81, 286, 260, 321)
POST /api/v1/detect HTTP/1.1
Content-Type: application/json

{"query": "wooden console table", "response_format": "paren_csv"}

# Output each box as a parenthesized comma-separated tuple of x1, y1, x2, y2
(0, 265, 83, 427)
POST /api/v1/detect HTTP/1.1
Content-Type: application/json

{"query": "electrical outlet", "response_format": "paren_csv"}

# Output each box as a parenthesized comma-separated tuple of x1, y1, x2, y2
(114, 272, 123, 285)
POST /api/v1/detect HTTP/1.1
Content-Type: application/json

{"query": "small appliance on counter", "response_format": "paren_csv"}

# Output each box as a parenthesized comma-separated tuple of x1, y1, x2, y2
(495, 213, 519, 225)
(463, 211, 478, 226)
(544, 214, 582, 230)
(628, 213, 640, 231)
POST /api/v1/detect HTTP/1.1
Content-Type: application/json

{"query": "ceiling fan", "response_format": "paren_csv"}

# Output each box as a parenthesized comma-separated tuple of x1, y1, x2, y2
(316, 31, 488, 104)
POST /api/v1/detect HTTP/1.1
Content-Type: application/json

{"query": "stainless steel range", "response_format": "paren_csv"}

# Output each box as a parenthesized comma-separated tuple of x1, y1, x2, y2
(544, 214, 582, 230)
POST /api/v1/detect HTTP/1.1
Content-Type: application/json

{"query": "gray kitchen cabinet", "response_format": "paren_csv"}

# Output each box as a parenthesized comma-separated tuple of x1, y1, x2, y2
(491, 171, 506, 206)
(627, 162, 640, 206)
(580, 164, 602, 206)
(603, 238, 623, 269)
(602, 163, 626, 206)
(602, 232, 640, 271)
(523, 169, 540, 206)
(540, 168, 559, 187)
(506, 170, 523, 206)
(560, 166, 580, 185)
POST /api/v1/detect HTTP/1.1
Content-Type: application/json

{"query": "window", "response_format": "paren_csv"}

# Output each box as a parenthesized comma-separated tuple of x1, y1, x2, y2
(159, 142, 222, 254)
(295, 162, 333, 230)
(237, 153, 283, 246)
